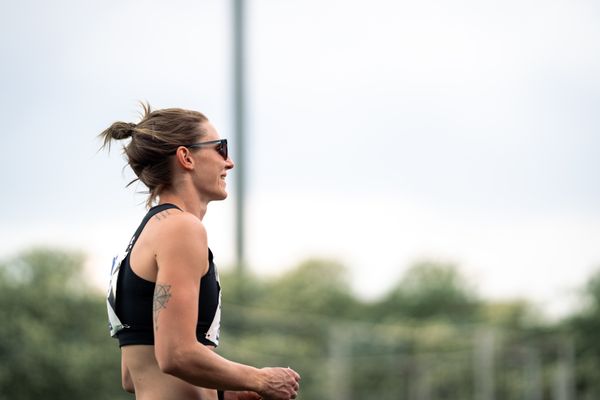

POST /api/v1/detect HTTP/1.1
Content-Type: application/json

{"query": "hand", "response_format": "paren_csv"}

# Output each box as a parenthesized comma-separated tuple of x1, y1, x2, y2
(224, 391, 262, 400)
(257, 367, 301, 400)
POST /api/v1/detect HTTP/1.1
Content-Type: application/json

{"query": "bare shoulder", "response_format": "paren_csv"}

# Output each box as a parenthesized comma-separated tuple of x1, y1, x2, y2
(151, 209, 208, 275)
(152, 208, 207, 239)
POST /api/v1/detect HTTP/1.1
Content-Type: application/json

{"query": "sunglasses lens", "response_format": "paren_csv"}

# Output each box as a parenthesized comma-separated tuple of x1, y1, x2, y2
(218, 141, 228, 160)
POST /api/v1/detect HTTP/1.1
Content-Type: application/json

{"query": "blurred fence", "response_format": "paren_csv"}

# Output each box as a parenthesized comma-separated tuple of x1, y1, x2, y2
(219, 302, 576, 400)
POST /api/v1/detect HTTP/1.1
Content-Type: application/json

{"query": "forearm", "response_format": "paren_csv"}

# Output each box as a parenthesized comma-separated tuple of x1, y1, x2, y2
(161, 343, 264, 393)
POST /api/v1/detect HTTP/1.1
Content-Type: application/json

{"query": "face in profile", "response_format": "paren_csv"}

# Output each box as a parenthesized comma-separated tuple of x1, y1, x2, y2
(188, 122, 234, 202)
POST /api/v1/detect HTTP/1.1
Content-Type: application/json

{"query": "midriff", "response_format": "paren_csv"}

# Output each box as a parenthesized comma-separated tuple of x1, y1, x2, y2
(122, 345, 218, 400)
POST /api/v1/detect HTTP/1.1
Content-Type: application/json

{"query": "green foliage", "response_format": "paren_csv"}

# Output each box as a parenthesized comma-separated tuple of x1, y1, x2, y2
(219, 259, 357, 400)
(376, 261, 480, 322)
(0, 248, 127, 400)
(258, 258, 360, 317)
(219, 258, 583, 399)
(564, 267, 600, 397)
(479, 299, 543, 329)
(2, 247, 598, 399)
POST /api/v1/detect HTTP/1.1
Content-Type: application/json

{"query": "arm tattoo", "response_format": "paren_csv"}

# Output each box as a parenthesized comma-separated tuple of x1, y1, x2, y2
(153, 284, 172, 332)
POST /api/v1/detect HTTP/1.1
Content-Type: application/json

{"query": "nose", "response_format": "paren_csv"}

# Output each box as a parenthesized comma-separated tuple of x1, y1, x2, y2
(225, 156, 234, 170)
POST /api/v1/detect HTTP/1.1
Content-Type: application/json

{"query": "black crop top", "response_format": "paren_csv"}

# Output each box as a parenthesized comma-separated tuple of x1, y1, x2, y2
(114, 203, 221, 347)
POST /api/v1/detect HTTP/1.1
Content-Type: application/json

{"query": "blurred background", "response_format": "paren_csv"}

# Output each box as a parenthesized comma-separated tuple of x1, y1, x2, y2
(1, 0, 599, 398)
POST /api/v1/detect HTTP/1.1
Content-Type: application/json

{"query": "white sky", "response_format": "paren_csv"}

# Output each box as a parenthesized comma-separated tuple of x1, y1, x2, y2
(1, 0, 599, 317)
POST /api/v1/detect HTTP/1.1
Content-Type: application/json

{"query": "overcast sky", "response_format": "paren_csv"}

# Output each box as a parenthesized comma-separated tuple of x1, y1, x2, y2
(1, 0, 599, 317)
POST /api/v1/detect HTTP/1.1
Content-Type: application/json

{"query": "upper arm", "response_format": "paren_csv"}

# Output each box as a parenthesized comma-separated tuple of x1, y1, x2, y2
(152, 215, 209, 366)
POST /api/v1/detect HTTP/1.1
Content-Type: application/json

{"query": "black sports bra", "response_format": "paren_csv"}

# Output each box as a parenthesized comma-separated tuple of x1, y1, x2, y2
(113, 203, 221, 347)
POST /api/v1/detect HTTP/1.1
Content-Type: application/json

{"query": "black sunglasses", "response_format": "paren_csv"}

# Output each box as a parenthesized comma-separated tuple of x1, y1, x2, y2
(183, 139, 228, 160)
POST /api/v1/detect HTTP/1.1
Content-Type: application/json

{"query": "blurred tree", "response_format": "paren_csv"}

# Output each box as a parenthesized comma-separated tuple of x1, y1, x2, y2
(221, 259, 360, 318)
(480, 299, 543, 329)
(565, 267, 600, 398)
(253, 258, 360, 318)
(0, 248, 127, 400)
(375, 261, 480, 322)
(0, 248, 581, 399)
(219, 259, 362, 400)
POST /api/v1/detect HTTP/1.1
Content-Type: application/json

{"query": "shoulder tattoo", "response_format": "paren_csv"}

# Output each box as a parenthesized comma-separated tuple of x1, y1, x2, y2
(153, 284, 172, 332)
(154, 209, 171, 221)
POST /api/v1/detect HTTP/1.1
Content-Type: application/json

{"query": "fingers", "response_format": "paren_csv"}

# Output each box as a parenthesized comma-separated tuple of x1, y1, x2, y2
(285, 367, 300, 399)
(285, 367, 301, 382)
(286, 368, 300, 399)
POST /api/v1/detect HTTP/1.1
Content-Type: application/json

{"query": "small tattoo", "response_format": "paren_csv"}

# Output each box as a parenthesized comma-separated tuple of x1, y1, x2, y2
(153, 284, 172, 331)
(155, 210, 171, 221)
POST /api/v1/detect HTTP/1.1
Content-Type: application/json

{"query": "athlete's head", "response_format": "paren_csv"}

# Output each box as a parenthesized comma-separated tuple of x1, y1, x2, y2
(99, 102, 227, 207)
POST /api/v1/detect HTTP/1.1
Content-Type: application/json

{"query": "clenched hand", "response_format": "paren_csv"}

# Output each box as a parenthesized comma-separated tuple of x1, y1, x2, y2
(257, 367, 301, 400)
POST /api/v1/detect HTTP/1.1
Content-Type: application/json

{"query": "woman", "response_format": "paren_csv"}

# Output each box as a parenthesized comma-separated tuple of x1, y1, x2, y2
(100, 104, 300, 400)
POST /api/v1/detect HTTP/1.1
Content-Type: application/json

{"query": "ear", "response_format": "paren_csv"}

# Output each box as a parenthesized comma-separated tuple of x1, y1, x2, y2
(174, 146, 195, 171)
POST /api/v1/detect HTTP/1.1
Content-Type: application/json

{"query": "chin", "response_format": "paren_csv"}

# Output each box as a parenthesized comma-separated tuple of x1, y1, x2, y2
(216, 191, 228, 201)
(205, 191, 228, 203)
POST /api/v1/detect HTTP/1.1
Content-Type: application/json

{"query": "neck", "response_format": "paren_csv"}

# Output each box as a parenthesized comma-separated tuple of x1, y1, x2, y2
(158, 190, 208, 220)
